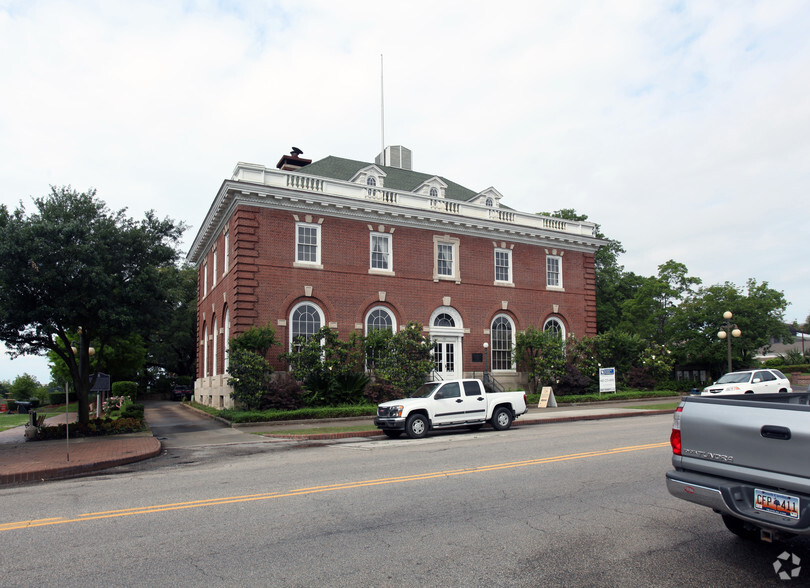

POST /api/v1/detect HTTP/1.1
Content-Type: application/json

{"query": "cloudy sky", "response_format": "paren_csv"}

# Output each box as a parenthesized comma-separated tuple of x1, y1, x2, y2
(2, 0, 809, 383)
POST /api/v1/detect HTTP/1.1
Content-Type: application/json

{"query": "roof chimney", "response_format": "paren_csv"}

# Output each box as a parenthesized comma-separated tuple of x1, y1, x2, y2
(276, 147, 312, 171)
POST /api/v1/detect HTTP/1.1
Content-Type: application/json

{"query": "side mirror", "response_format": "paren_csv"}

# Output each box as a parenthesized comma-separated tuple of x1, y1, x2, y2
(752, 378, 761, 383)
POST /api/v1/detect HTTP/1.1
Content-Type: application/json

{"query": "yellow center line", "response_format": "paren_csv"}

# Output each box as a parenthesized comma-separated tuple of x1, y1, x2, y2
(0, 441, 669, 532)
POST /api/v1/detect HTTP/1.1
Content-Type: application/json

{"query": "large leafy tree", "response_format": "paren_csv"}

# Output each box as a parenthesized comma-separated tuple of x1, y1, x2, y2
(669, 279, 790, 374)
(0, 187, 185, 423)
(618, 260, 701, 344)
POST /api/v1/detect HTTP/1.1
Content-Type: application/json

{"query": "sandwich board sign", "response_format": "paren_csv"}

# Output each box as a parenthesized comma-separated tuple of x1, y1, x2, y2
(538, 386, 557, 408)
(599, 367, 616, 394)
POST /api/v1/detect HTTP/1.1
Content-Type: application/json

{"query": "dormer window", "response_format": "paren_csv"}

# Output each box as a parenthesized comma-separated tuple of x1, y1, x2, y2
(430, 187, 438, 198)
(367, 177, 376, 187)
(486, 197, 494, 207)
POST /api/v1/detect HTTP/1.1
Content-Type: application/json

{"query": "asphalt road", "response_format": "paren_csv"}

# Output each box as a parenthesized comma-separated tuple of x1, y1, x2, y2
(0, 405, 807, 586)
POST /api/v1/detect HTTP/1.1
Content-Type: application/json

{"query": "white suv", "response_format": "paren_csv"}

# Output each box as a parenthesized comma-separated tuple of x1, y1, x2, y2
(701, 369, 792, 396)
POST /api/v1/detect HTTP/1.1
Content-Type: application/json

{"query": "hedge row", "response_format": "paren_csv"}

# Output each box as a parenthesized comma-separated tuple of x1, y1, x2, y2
(30, 417, 146, 441)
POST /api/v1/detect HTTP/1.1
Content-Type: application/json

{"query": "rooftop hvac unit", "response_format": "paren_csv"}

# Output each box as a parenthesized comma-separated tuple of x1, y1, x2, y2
(376, 145, 412, 170)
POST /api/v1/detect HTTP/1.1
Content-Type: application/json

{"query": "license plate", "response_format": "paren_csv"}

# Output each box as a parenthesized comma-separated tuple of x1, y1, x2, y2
(754, 488, 800, 519)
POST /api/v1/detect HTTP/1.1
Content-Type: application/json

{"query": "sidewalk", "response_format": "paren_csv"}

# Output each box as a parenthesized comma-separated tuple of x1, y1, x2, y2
(0, 399, 676, 486)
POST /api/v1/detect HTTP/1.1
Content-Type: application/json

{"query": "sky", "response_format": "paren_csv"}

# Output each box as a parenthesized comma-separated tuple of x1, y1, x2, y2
(1, 0, 809, 384)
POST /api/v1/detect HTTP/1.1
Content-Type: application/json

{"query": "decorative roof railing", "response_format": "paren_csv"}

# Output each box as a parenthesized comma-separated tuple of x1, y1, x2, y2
(232, 162, 597, 238)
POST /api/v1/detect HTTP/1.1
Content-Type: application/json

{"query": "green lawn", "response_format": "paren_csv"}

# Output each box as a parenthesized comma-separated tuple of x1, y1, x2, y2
(0, 403, 79, 432)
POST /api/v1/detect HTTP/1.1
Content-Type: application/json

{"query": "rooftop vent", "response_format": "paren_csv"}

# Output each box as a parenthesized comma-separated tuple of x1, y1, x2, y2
(375, 145, 412, 170)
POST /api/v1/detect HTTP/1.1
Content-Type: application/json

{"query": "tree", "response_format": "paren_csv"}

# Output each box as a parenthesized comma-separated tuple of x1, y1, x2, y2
(226, 323, 278, 410)
(618, 260, 701, 344)
(0, 187, 185, 423)
(144, 264, 198, 380)
(514, 326, 566, 392)
(367, 323, 434, 397)
(8, 373, 40, 401)
(669, 280, 790, 374)
(282, 327, 368, 406)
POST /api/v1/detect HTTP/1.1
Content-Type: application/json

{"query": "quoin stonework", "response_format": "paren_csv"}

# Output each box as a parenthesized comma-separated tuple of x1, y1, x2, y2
(187, 146, 605, 408)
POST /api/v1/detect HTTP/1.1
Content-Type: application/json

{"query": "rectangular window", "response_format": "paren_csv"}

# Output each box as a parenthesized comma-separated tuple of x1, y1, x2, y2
(547, 255, 562, 288)
(437, 243, 453, 276)
(203, 261, 208, 297)
(212, 247, 217, 285)
(495, 249, 512, 283)
(433, 236, 460, 281)
(296, 223, 321, 265)
(224, 231, 229, 274)
(370, 233, 391, 271)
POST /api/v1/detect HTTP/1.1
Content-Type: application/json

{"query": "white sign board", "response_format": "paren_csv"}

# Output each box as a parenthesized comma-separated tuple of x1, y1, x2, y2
(599, 367, 616, 394)
(538, 386, 557, 408)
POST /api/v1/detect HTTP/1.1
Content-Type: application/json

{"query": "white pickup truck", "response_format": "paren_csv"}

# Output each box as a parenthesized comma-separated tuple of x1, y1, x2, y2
(374, 379, 528, 439)
(666, 392, 810, 542)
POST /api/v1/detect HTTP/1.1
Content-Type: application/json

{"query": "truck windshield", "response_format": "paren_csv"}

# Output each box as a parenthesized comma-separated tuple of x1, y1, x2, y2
(716, 372, 752, 384)
(410, 383, 441, 398)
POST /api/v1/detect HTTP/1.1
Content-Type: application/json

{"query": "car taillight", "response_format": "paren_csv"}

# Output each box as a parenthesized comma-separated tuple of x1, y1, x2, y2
(670, 406, 683, 455)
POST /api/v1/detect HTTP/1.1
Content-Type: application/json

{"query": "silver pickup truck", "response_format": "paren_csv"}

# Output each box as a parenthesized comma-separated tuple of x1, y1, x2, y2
(666, 393, 810, 542)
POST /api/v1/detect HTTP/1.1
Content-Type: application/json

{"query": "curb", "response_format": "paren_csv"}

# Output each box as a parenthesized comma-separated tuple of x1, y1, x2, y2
(260, 408, 676, 441)
(0, 437, 163, 485)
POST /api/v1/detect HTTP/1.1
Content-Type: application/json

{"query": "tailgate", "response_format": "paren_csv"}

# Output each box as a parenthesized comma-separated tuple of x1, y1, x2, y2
(680, 397, 810, 482)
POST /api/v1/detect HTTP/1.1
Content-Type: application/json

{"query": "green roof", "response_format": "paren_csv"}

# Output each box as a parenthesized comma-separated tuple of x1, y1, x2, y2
(296, 155, 479, 202)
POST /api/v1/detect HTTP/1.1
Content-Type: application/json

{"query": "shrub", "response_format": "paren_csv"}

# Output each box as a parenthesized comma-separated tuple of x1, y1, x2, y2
(112, 381, 139, 402)
(364, 379, 400, 404)
(261, 374, 304, 410)
(31, 417, 145, 440)
(121, 403, 145, 420)
(48, 390, 77, 405)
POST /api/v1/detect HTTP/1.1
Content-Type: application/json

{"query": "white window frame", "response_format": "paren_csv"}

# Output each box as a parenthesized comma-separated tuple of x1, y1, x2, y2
(212, 315, 218, 376)
(295, 222, 322, 268)
(494, 248, 513, 285)
(289, 301, 325, 351)
(433, 236, 460, 282)
(212, 246, 217, 286)
(203, 261, 208, 297)
(543, 317, 566, 340)
(223, 230, 230, 274)
(369, 232, 393, 274)
(365, 306, 396, 335)
(546, 255, 563, 289)
(223, 307, 230, 373)
(491, 314, 516, 371)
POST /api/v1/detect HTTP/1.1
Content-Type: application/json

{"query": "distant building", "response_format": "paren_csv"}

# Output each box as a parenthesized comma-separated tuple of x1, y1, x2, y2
(187, 146, 605, 408)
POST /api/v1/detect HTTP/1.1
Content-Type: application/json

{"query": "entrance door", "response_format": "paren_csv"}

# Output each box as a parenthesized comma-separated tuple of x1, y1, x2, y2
(433, 338, 461, 380)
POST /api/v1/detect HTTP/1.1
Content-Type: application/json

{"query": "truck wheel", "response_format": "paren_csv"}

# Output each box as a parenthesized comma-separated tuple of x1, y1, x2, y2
(383, 430, 402, 439)
(405, 414, 428, 439)
(721, 515, 761, 541)
(491, 407, 513, 431)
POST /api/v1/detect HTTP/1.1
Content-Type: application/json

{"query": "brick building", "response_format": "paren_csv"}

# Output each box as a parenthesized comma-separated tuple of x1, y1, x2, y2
(187, 146, 604, 408)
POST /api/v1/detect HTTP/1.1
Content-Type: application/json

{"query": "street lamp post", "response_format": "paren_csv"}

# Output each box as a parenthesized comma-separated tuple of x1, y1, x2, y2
(717, 311, 741, 373)
(483, 342, 489, 385)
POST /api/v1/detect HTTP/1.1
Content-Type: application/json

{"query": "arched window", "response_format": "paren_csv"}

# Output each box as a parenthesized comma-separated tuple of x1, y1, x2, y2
(491, 315, 514, 370)
(366, 307, 395, 333)
(223, 308, 230, 373)
(434, 313, 455, 328)
(290, 302, 324, 351)
(429, 187, 438, 198)
(544, 317, 565, 339)
(486, 197, 494, 207)
(366, 176, 376, 187)
(212, 315, 218, 376)
(202, 321, 208, 378)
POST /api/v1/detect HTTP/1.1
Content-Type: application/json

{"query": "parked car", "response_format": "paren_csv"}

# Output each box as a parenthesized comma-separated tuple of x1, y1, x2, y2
(374, 379, 527, 439)
(701, 369, 792, 396)
(171, 385, 193, 401)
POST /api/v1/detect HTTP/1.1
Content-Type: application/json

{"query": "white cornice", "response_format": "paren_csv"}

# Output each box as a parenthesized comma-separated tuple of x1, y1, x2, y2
(187, 176, 605, 265)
